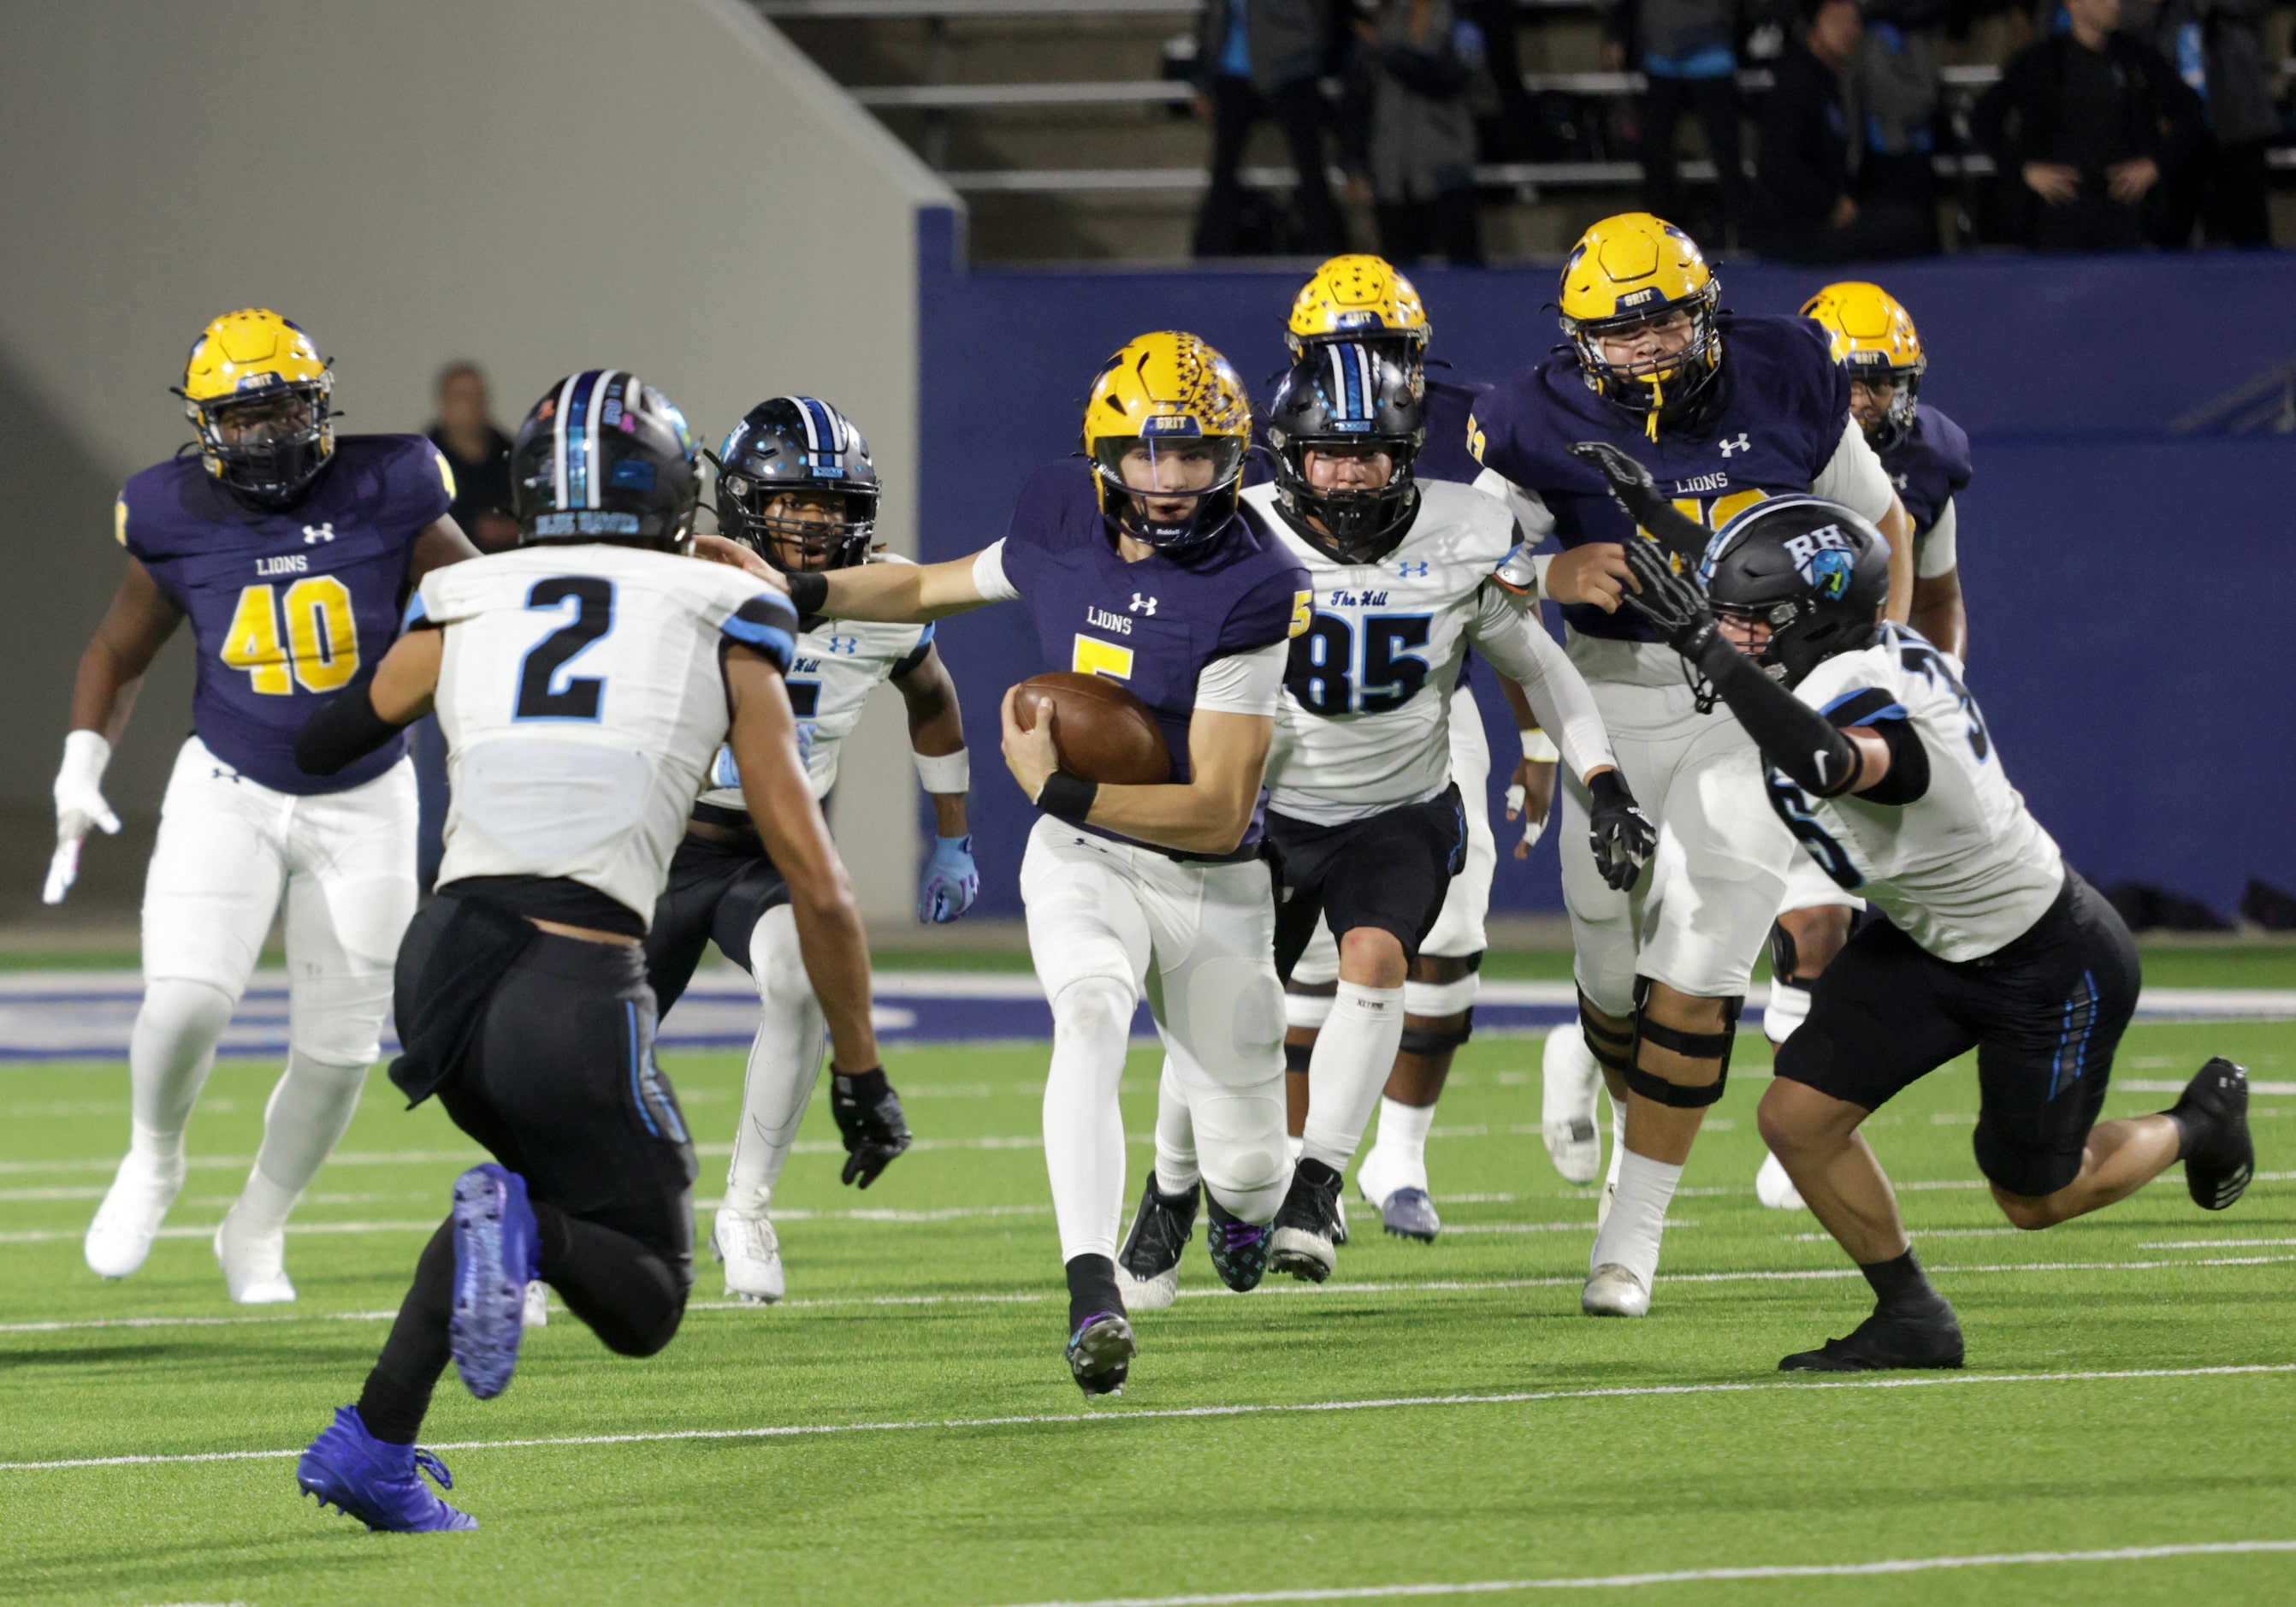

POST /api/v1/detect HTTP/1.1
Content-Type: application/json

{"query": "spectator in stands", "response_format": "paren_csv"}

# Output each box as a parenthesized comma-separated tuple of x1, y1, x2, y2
(1192, 0, 1346, 256)
(1970, 0, 2204, 251)
(1607, 0, 1754, 245)
(1748, 0, 1937, 260)
(1852, 0, 1945, 229)
(1357, 0, 1487, 263)
(2123, 0, 2276, 246)
(424, 362, 518, 552)
(1460, 0, 1542, 157)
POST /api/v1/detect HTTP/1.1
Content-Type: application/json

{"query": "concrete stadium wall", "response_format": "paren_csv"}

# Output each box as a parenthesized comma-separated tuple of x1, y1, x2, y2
(0, 0, 954, 923)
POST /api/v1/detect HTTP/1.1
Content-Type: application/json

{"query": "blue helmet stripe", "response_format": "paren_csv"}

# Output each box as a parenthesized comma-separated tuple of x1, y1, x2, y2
(562, 368, 606, 512)
(796, 395, 843, 469)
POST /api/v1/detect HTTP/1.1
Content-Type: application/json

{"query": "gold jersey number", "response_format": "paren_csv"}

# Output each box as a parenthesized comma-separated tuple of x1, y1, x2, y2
(221, 576, 361, 695)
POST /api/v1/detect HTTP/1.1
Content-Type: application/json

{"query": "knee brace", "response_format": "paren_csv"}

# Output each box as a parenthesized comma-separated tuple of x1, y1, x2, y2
(1284, 981, 1336, 1035)
(1398, 1011, 1474, 1057)
(1403, 970, 1480, 1020)
(1623, 980, 1743, 1109)
(1768, 919, 1800, 983)
(1577, 1001, 1636, 1077)
(1283, 1038, 1315, 1073)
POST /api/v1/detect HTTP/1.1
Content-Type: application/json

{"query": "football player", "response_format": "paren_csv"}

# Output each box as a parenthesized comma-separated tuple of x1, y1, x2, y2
(1755, 283, 1976, 1212)
(648, 395, 969, 1303)
(1468, 214, 1916, 1318)
(54, 311, 480, 1302)
(789, 332, 1311, 1396)
(290, 369, 879, 1531)
(1275, 257, 1556, 1240)
(1596, 464, 2252, 1370)
(1117, 341, 1648, 1292)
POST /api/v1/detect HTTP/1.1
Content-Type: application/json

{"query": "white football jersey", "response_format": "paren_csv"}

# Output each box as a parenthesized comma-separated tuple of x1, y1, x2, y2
(417, 543, 798, 924)
(697, 556, 932, 810)
(1774, 626, 2064, 962)
(1252, 479, 1597, 823)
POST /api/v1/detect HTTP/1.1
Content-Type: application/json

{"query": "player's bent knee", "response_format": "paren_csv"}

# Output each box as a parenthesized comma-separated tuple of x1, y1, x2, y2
(1337, 926, 1408, 987)
(1398, 1011, 1472, 1057)
(1974, 1126, 2086, 1216)
(1051, 975, 1136, 1043)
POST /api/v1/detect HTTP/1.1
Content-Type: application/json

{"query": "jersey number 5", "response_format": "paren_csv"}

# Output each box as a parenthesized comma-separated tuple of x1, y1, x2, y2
(515, 578, 615, 720)
(221, 577, 359, 696)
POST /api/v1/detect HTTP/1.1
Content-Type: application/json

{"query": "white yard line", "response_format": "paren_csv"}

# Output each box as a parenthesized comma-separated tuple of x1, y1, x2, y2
(3, 1363, 2290, 1475)
(985, 1539, 2296, 1606)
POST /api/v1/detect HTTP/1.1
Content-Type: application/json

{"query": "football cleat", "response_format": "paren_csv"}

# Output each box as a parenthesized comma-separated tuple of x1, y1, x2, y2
(449, 1164, 538, 1401)
(522, 1281, 550, 1328)
(1541, 1028, 1605, 1185)
(2172, 1058, 2255, 1212)
(1582, 1262, 1650, 1318)
(1204, 1195, 1275, 1292)
(1269, 1159, 1344, 1284)
(84, 1150, 185, 1280)
(1115, 1177, 1198, 1313)
(1755, 1151, 1808, 1212)
(1066, 1311, 1136, 1398)
(297, 1404, 476, 1533)
(213, 1203, 296, 1304)
(1779, 1300, 1964, 1373)
(1376, 1187, 1441, 1243)
(713, 1206, 787, 1304)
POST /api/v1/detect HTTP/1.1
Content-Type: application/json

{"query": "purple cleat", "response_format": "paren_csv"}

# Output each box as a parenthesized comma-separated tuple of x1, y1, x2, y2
(1204, 1195, 1274, 1292)
(297, 1404, 476, 1533)
(450, 1163, 539, 1401)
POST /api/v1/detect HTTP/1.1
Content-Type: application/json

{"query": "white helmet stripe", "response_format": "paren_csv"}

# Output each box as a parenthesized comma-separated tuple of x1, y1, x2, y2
(551, 371, 579, 510)
(584, 369, 618, 509)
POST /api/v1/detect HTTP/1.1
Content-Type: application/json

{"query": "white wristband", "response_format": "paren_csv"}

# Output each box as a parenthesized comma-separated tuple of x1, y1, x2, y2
(913, 747, 970, 794)
(61, 729, 112, 786)
(1519, 728, 1560, 763)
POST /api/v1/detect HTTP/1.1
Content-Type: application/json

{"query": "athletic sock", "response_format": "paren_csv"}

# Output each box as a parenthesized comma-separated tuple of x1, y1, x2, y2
(1589, 1149, 1684, 1287)
(357, 1220, 457, 1444)
(1299, 981, 1406, 1171)
(1043, 977, 1134, 1265)
(1604, 1095, 1628, 1189)
(127, 979, 236, 1169)
(1366, 1097, 1436, 1190)
(1152, 1055, 1202, 1198)
(237, 1050, 367, 1233)
(1065, 1252, 1123, 1331)
(1764, 975, 1813, 1046)
(725, 908, 828, 1216)
(1858, 1247, 1940, 1311)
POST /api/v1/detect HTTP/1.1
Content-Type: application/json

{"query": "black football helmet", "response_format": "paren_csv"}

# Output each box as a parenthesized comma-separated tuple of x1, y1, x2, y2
(1264, 342, 1427, 564)
(713, 396, 880, 572)
(1699, 495, 1891, 687)
(512, 371, 700, 549)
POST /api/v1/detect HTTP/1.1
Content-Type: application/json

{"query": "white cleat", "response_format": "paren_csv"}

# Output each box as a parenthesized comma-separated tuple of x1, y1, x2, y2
(84, 1152, 185, 1280)
(1352, 1144, 1417, 1211)
(713, 1206, 786, 1305)
(1582, 1262, 1650, 1318)
(1755, 1150, 1808, 1212)
(1115, 1264, 1177, 1313)
(1541, 1028, 1605, 1185)
(522, 1280, 550, 1327)
(213, 1204, 296, 1304)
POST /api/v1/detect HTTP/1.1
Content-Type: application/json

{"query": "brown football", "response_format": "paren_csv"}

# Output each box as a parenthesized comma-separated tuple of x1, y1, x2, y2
(1014, 672, 1172, 786)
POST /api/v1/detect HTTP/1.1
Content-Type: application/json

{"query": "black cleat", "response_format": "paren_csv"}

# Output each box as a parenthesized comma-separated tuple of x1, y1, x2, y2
(1067, 1311, 1135, 1397)
(1115, 1177, 1198, 1312)
(1269, 1159, 1344, 1284)
(1204, 1195, 1274, 1292)
(2170, 1057, 2254, 1212)
(1780, 1298, 1965, 1373)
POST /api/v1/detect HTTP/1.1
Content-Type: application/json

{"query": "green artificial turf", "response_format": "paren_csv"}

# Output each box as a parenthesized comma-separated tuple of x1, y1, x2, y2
(1, 1020, 2291, 1605)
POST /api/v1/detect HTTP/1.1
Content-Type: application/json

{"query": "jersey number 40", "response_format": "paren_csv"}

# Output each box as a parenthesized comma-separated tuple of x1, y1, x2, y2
(221, 578, 360, 696)
(1287, 613, 1432, 715)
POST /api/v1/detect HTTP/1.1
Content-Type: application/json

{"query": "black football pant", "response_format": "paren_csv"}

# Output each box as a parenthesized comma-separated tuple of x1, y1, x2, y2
(357, 901, 699, 1444)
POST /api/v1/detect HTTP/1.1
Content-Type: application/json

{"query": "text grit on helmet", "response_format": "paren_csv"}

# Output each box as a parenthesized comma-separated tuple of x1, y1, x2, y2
(1287, 254, 1432, 367)
(1081, 331, 1254, 553)
(510, 370, 701, 550)
(178, 309, 336, 509)
(1698, 494, 1892, 690)
(1557, 213, 1723, 442)
(1265, 341, 1428, 565)
(713, 396, 880, 573)
(1801, 282, 1926, 449)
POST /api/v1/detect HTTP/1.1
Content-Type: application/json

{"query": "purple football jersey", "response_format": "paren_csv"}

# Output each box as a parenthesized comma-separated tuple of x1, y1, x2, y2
(1468, 315, 1852, 643)
(118, 435, 452, 793)
(1879, 403, 1972, 537)
(998, 462, 1311, 854)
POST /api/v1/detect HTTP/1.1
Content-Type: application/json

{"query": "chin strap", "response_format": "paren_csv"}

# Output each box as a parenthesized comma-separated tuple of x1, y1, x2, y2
(1643, 373, 1663, 442)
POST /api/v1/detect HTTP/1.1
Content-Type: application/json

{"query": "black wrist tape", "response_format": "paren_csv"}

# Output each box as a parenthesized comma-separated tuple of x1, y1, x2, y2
(1037, 770, 1098, 824)
(785, 570, 830, 618)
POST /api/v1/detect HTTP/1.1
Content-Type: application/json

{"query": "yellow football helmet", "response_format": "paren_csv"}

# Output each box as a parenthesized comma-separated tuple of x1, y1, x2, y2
(1082, 331, 1253, 549)
(1800, 282, 1926, 445)
(1557, 213, 1722, 439)
(1287, 255, 1431, 359)
(179, 309, 335, 507)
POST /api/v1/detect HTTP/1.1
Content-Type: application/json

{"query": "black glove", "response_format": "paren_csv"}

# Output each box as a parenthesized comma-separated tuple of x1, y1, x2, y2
(830, 1067, 912, 1189)
(1618, 537, 1732, 672)
(1586, 768, 1657, 892)
(1567, 441, 1709, 563)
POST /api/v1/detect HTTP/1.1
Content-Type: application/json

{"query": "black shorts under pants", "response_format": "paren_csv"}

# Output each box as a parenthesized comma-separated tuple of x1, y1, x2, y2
(644, 828, 790, 1014)
(1268, 785, 1467, 982)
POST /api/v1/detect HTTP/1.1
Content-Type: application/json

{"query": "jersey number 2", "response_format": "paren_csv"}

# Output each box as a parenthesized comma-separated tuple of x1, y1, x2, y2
(221, 578, 359, 696)
(515, 578, 614, 720)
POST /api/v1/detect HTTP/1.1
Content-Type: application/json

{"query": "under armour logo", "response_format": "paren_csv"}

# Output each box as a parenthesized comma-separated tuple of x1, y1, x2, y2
(1398, 560, 1430, 578)
(1129, 593, 1158, 615)
(1892, 471, 1910, 490)
(302, 522, 336, 544)
(1718, 435, 1752, 458)
(825, 635, 860, 655)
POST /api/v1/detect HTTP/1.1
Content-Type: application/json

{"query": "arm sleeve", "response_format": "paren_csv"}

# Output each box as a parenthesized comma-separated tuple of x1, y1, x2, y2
(1810, 418, 1900, 527)
(1471, 467, 1557, 539)
(971, 540, 1021, 603)
(1465, 587, 1616, 780)
(1697, 643, 1861, 795)
(1193, 639, 1287, 716)
(1915, 498, 1958, 578)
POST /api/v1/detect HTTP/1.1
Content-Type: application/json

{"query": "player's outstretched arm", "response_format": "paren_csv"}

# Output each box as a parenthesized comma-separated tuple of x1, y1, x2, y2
(894, 643, 979, 923)
(1466, 593, 1617, 783)
(798, 549, 997, 625)
(1877, 496, 1916, 626)
(1494, 675, 1559, 858)
(45, 560, 186, 901)
(293, 630, 443, 776)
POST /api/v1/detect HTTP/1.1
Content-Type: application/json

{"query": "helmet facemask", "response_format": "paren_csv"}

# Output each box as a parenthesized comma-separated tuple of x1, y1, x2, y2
(191, 380, 334, 508)
(1090, 430, 1246, 552)
(718, 474, 876, 572)
(1266, 341, 1428, 565)
(1843, 351, 1925, 450)
(1565, 281, 1722, 440)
